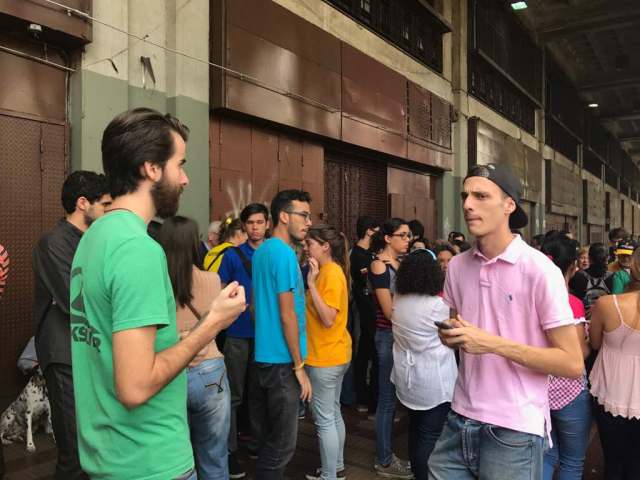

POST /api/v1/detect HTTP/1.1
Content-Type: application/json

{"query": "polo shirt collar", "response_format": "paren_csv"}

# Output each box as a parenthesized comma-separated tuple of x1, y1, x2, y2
(472, 234, 525, 265)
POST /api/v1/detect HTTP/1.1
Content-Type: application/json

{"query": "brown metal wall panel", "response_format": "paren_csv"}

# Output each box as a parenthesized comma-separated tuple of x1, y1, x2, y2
(342, 116, 407, 159)
(431, 95, 452, 150)
(0, 116, 44, 397)
(219, 119, 251, 173)
(0, 0, 92, 46)
(0, 50, 66, 122)
(408, 82, 432, 144)
(324, 154, 387, 242)
(341, 44, 405, 133)
(40, 123, 67, 230)
(227, 0, 341, 74)
(225, 76, 341, 139)
(407, 142, 452, 170)
(388, 166, 438, 241)
(278, 136, 303, 183)
(210, 115, 324, 222)
(226, 25, 341, 110)
(250, 128, 279, 205)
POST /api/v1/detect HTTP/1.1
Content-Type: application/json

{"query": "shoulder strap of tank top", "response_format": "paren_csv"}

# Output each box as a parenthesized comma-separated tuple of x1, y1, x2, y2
(186, 301, 203, 321)
(612, 295, 624, 324)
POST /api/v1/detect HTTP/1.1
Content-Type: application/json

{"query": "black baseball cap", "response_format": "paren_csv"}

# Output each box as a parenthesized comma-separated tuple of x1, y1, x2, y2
(464, 163, 528, 230)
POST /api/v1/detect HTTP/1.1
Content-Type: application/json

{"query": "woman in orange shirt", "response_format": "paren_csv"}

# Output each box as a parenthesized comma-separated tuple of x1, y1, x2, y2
(304, 224, 352, 480)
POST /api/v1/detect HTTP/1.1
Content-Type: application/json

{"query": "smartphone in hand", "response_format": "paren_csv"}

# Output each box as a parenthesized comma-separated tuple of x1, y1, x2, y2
(434, 320, 453, 330)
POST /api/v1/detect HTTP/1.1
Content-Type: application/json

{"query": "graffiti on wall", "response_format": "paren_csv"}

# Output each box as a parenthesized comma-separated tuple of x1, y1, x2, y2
(221, 173, 278, 219)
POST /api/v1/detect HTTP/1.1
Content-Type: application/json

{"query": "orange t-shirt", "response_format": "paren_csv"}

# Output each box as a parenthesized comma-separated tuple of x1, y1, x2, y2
(305, 262, 352, 367)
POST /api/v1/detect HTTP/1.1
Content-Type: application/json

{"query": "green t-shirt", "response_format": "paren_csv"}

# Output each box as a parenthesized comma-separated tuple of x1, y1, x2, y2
(612, 269, 631, 294)
(70, 211, 193, 480)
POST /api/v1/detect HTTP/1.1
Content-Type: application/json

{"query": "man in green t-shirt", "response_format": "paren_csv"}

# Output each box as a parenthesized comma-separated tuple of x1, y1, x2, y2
(70, 108, 246, 480)
(610, 238, 638, 294)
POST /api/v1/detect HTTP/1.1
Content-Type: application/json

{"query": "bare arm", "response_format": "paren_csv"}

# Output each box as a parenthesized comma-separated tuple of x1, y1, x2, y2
(371, 260, 393, 320)
(279, 292, 304, 367)
(306, 258, 338, 328)
(441, 316, 584, 378)
(589, 298, 606, 350)
(113, 282, 245, 409)
(577, 323, 590, 359)
(279, 291, 312, 401)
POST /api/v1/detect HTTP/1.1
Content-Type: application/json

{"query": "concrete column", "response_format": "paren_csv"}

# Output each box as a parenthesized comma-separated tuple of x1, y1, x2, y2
(68, 0, 210, 232)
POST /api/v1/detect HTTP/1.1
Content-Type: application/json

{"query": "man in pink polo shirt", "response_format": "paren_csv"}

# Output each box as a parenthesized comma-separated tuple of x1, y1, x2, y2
(428, 164, 583, 480)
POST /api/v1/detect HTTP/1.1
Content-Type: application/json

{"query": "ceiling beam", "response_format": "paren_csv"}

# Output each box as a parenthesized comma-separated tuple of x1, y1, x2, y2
(601, 111, 640, 123)
(578, 72, 640, 93)
(536, 6, 640, 43)
(619, 135, 640, 143)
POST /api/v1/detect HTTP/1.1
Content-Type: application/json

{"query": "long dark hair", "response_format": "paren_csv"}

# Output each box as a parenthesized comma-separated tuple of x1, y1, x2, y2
(370, 218, 407, 254)
(307, 224, 351, 291)
(588, 242, 609, 277)
(158, 216, 199, 308)
(541, 235, 579, 276)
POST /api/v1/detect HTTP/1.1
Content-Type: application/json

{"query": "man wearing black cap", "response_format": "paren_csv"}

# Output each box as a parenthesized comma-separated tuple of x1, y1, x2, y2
(428, 164, 583, 480)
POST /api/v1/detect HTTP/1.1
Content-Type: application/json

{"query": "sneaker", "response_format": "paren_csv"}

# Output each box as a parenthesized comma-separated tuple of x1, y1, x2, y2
(305, 467, 347, 480)
(228, 454, 246, 479)
(356, 404, 369, 413)
(247, 447, 259, 460)
(374, 454, 413, 479)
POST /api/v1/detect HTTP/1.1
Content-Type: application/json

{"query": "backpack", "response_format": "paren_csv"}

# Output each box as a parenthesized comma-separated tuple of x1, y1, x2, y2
(583, 271, 612, 312)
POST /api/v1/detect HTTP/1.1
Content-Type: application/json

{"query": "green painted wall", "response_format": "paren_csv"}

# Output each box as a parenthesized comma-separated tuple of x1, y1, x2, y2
(69, 70, 210, 233)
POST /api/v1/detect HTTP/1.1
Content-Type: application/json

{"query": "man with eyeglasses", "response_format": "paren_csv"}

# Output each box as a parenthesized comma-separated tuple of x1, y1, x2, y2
(251, 189, 313, 479)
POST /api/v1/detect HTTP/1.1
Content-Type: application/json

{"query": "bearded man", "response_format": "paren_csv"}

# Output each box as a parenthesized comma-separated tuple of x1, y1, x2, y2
(70, 108, 246, 480)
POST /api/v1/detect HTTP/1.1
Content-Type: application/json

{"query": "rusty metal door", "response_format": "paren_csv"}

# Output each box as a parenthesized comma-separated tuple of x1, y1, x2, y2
(0, 44, 68, 399)
(324, 153, 387, 243)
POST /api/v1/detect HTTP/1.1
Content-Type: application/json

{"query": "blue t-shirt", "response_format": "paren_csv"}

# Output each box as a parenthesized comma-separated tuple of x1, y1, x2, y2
(252, 237, 306, 363)
(218, 242, 256, 338)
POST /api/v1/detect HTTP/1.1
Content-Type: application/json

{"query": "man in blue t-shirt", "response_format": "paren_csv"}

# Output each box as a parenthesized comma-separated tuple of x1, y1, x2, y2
(252, 189, 312, 479)
(218, 202, 269, 477)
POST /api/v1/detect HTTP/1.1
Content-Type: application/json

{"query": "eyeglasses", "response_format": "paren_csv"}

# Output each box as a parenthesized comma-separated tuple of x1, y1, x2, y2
(286, 210, 312, 223)
(391, 232, 413, 240)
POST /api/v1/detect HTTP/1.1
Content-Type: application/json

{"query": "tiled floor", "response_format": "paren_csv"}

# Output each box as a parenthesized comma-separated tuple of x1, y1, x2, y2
(3, 407, 604, 479)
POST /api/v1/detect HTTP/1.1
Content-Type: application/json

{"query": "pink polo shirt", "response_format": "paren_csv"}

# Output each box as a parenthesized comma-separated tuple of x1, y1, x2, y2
(443, 235, 573, 437)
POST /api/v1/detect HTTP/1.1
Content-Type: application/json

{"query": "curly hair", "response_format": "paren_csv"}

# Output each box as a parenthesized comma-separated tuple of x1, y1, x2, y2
(395, 249, 444, 296)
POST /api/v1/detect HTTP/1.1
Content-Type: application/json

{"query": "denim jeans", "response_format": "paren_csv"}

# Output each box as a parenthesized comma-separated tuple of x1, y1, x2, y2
(175, 469, 197, 480)
(375, 328, 397, 465)
(409, 402, 451, 480)
(223, 336, 260, 453)
(187, 357, 230, 480)
(354, 292, 378, 411)
(307, 363, 350, 480)
(254, 362, 301, 480)
(543, 388, 591, 480)
(428, 412, 544, 480)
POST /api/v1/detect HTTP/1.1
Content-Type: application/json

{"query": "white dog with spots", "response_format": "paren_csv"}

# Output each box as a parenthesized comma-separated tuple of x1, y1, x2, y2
(0, 369, 53, 452)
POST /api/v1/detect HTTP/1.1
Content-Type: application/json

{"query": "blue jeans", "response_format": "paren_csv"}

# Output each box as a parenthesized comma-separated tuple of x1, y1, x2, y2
(375, 328, 397, 465)
(543, 388, 591, 480)
(307, 363, 350, 480)
(187, 358, 230, 480)
(428, 412, 544, 480)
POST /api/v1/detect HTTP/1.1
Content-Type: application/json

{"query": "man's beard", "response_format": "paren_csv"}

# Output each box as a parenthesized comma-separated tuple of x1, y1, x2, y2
(151, 176, 183, 218)
(83, 211, 96, 228)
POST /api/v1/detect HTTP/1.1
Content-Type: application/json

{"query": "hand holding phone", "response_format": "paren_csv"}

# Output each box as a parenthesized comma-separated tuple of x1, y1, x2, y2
(434, 320, 453, 330)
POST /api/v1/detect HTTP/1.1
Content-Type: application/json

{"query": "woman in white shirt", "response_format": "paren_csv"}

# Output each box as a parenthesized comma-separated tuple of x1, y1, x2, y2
(391, 249, 458, 480)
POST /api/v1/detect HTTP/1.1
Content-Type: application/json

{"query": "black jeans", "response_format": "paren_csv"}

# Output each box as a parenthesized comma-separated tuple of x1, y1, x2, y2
(594, 401, 640, 480)
(224, 336, 260, 453)
(408, 402, 450, 480)
(254, 363, 300, 480)
(43, 363, 89, 480)
(353, 292, 378, 411)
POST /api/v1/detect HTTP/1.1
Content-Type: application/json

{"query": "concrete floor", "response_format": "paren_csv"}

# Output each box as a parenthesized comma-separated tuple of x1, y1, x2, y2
(3, 407, 604, 479)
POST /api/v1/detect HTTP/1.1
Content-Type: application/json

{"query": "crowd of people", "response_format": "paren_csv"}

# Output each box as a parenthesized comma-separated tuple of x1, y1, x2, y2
(2, 108, 640, 480)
